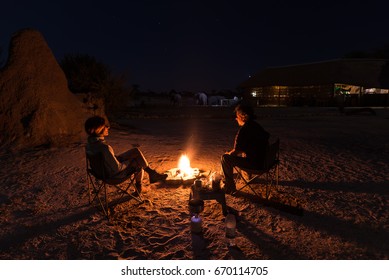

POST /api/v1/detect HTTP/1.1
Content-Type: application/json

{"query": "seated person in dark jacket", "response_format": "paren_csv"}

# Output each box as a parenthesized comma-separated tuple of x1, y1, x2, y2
(85, 116, 167, 193)
(221, 103, 270, 194)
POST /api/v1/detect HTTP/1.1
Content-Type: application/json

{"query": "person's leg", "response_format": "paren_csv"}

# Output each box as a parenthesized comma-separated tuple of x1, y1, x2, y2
(134, 169, 144, 192)
(118, 148, 148, 169)
(118, 148, 166, 183)
(118, 148, 146, 190)
(221, 154, 253, 193)
(221, 154, 238, 193)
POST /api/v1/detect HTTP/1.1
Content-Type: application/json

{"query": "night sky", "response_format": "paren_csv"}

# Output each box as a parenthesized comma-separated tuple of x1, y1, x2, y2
(1, 0, 388, 93)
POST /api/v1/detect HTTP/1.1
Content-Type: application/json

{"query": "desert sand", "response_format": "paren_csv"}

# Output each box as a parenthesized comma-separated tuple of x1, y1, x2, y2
(0, 106, 388, 259)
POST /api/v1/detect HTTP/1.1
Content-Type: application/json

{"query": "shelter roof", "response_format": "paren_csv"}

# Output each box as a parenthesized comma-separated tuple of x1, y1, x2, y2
(239, 59, 389, 88)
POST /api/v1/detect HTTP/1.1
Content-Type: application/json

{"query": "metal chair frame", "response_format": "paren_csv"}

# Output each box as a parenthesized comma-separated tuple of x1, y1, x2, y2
(234, 138, 280, 199)
(86, 151, 143, 219)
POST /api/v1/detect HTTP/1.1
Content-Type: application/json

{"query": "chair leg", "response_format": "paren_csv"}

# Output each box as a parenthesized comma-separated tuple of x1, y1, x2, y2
(86, 171, 144, 220)
(243, 175, 263, 199)
(113, 172, 143, 204)
(235, 166, 281, 200)
(87, 177, 110, 219)
(264, 165, 279, 200)
(87, 173, 101, 205)
(87, 173, 92, 204)
(235, 167, 263, 199)
(104, 182, 109, 219)
(95, 182, 110, 219)
(128, 173, 144, 203)
(265, 172, 271, 199)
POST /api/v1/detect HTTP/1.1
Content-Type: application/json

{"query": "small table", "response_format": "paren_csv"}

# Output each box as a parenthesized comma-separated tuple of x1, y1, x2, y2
(190, 185, 228, 215)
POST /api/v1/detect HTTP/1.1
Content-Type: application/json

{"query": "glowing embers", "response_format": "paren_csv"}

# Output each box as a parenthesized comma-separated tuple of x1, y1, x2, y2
(165, 154, 200, 184)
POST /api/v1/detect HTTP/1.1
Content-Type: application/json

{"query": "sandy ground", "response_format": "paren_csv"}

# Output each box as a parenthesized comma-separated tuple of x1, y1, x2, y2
(0, 107, 388, 259)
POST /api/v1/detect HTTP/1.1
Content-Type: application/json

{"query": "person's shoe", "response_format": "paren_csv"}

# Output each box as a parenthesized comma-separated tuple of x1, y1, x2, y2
(225, 188, 237, 195)
(148, 170, 168, 183)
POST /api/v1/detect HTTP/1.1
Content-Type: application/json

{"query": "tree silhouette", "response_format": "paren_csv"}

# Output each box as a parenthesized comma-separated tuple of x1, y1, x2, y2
(0, 46, 5, 68)
(60, 53, 110, 93)
(60, 53, 131, 115)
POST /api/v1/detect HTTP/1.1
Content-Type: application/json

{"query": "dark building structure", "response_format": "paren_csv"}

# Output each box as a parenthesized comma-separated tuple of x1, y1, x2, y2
(239, 59, 389, 107)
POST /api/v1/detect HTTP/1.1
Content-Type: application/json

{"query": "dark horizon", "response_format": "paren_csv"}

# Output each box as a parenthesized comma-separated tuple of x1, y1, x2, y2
(1, 1, 389, 93)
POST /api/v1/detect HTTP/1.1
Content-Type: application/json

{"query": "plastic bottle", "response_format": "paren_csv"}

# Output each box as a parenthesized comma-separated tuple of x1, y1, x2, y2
(194, 179, 202, 189)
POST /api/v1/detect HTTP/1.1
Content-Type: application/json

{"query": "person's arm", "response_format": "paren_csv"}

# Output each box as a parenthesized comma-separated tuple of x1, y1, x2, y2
(101, 144, 127, 176)
(226, 127, 245, 156)
(225, 148, 243, 156)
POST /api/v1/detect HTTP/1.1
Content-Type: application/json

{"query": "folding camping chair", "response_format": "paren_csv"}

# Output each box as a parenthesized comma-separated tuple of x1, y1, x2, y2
(234, 138, 280, 199)
(86, 151, 143, 219)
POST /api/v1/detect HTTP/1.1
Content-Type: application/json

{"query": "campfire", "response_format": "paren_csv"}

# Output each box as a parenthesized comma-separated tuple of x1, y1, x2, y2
(165, 154, 200, 184)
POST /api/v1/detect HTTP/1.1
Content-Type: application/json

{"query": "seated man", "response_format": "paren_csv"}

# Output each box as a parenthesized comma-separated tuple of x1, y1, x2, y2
(85, 116, 167, 193)
(221, 103, 270, 194)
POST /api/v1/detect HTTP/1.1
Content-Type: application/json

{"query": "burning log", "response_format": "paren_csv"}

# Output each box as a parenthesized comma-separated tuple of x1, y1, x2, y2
(165, 154, 201, 184)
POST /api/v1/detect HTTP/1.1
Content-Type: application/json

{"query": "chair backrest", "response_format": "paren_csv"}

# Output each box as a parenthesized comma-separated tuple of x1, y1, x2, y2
(86, 151, 107, 180)
(263, 138, 280, 169)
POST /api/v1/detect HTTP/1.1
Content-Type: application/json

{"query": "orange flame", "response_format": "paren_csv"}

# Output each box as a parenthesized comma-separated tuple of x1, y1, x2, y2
(178, 154, 194, 177)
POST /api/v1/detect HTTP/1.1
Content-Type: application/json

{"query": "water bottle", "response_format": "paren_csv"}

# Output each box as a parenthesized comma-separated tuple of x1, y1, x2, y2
(194, 179, 202, 190)
(225, 213, 236, 242)
(190, 214, 202, 233)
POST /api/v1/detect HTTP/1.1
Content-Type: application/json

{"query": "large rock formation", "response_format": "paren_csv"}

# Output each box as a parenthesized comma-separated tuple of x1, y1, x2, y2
(0, 29, 90, 150)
